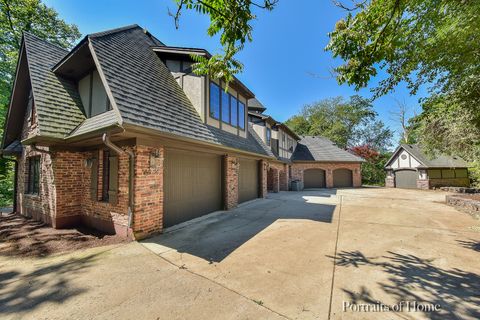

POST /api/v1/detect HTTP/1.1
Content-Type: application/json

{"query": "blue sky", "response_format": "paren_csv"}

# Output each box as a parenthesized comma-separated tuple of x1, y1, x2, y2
(45, 0, 424, 143)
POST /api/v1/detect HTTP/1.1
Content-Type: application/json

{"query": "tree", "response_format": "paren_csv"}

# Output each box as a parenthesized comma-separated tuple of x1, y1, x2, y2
(285, 95, 392, 150)
(0, 0, 80, 206)
(170, 0, 278, 85)
(349, 144, 391, 186)
(326, 0, 480, 177)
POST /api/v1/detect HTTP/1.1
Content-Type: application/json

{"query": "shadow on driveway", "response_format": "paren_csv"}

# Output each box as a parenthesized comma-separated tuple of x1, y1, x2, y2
(145, 192, 337, 263)
(329, 250, 480, 319)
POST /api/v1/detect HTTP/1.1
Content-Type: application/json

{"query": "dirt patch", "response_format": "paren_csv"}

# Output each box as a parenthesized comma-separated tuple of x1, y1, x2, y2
(0, 214, 130, 257)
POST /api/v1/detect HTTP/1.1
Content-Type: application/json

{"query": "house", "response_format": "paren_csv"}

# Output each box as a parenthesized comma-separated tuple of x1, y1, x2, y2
(247, 104, 363, 190)
(384, 144, 470, 189)
(1, 24, 363, 239)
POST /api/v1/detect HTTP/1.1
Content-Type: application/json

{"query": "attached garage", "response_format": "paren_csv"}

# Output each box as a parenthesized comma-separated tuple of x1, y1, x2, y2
(333, 169, 353, 188)
(304, 169, 326, 188)
(394, 169, 417, 189)
(164, 149, 222, 228)
(238, 158, 259, 203)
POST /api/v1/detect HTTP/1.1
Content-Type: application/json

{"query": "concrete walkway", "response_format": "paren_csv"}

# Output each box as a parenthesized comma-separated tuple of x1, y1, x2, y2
(1, 188, 479, 319)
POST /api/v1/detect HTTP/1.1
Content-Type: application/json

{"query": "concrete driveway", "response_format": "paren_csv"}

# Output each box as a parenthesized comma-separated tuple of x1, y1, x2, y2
(1, 188, 479, 319)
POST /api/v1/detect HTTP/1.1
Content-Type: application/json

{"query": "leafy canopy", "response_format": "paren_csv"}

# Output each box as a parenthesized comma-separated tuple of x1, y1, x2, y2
(171, 0, 277, 84)
(285, 95, 393, 151)
(0, 0, 80, 205)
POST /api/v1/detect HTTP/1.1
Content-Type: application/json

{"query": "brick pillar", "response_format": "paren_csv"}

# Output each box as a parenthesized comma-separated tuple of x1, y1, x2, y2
(224, 155, 238, 209)
(353, 165, 362, 187)
(132, 146, 164, 239)
(259, 160, 268, 198)
(279, 165, 288, 191)
(385, 177, 395, 187)
(272, 168, 280, 193)
(416, 179, 430, 189)
(326, 169, 334, 188)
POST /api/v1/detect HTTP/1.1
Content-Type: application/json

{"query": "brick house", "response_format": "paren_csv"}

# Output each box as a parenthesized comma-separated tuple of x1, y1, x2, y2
(384, 144, 470, 189)
(1, 25, 363, 239)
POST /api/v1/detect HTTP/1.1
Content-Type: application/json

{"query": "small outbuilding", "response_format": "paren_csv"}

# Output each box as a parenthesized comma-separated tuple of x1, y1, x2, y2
(384, 144, 470, 189)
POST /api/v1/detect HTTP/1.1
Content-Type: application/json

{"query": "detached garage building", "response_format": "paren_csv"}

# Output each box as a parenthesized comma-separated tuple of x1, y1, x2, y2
(291, 136, 363, 188)
(385, 144, 470, 189)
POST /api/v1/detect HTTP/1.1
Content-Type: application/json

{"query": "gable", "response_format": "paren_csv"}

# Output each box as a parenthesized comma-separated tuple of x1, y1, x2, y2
(387, 147, 422, 169)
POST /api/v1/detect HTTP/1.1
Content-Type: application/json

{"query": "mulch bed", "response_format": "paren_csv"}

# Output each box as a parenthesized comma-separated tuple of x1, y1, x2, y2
(0, 213, 130, 257)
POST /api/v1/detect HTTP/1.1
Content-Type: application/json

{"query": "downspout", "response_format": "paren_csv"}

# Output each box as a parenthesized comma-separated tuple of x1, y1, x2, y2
(102, 133, 135, 237)
(0, 154, 18, 214)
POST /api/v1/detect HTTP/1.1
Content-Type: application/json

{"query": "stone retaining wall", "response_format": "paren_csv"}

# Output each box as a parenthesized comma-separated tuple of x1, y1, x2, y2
(446, 195, 480, 219)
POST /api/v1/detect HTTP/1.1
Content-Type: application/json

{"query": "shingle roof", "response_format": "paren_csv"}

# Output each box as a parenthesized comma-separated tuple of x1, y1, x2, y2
(292, 136, 364, 162)
(23, 33, 85, 138)
(389, 144, 469, 168)
(1, 140, 22, 155)
(248, 98, 266, 112)
(68, 110, 119, 138)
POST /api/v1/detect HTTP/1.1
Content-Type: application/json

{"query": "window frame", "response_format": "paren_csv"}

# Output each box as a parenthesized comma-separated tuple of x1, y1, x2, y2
(26, 156, 40, 195)
(238, 100, 245, 130)
(221, 89, 230, 124)
(229, 95, 238, 127)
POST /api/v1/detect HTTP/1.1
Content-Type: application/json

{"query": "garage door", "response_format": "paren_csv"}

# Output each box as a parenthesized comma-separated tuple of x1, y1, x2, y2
(238, 158, 259, 203)
(333, 169, 353, 188)
(395, 169, 417, 189)
(164, 149, 222, 227)
(304, 169, 326, 188)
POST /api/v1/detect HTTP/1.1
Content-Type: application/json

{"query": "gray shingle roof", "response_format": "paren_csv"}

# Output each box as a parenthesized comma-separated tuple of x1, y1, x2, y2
(23, 33, 86, 139)
(392, 144, 469, 168)
(68, 110, 119, 138)
(2, 140, 22, 155)
(292, 136, 364, 162)
(248, 98, 266, 112)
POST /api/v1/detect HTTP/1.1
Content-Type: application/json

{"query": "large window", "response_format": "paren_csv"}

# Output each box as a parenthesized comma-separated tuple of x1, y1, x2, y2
(221, 90, 230, 123)
(230, 96, 238, 127)
(238, 101, 245, 129)
(26, 156, 40, 194)
(209, 81, 246, 129)
(209, 82, 220, 119)
(266, 128, 271, 146)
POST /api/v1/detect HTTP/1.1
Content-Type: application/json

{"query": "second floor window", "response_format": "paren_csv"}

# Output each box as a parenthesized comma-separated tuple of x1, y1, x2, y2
(209, 81, 246, 130)
(209, 82, 220, 119)
(221, 89, 230, 123)
(266, 128, 271, 146)
(26, 156, 40, 194)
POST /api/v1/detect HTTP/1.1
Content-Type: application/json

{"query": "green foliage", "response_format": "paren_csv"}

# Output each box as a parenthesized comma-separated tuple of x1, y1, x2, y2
(361, 153, 390, 186)
(285, 95, 393, 151)
(171, 0, 277, 85)
(0, 0, 80, 206)
(326, 0, 480, 173)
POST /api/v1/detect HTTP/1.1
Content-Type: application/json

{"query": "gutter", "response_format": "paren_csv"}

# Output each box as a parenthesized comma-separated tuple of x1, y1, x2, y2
(102, 133, 135, 237)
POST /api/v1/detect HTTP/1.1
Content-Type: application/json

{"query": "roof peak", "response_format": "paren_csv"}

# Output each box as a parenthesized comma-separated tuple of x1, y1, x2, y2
(23, 32, 69, 52)
(88, 24, 140, 38)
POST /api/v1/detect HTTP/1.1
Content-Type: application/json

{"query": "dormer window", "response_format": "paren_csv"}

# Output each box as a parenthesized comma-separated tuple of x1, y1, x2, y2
(78, 70, 111, 117)
(209, 82, 220, 119)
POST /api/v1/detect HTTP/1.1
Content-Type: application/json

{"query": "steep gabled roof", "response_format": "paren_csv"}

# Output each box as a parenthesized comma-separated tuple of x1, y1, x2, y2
(385, 144, 469, 168)
(292, 136, 364, 162)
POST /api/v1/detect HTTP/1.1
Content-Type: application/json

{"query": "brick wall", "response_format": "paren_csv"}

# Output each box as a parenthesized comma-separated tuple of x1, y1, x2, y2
(291, 162, 362, 188)
(132, 146, 164, 239)
(259, 160, 268, 198)
(385, 176, 395, 188)
(224, 155, 239, 209)
(416, 179, 429, 190)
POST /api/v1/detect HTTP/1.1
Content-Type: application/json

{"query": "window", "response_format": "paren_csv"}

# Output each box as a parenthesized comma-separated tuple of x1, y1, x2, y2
(101, 150, 110, 202)
(230, 96, 238, 126)
(221, 89, 230, 123)
(266, 128, 271, 146)
(238, 101, 245, 129)
(27, 156, 40, 194)
(209, 82, 220, 119)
